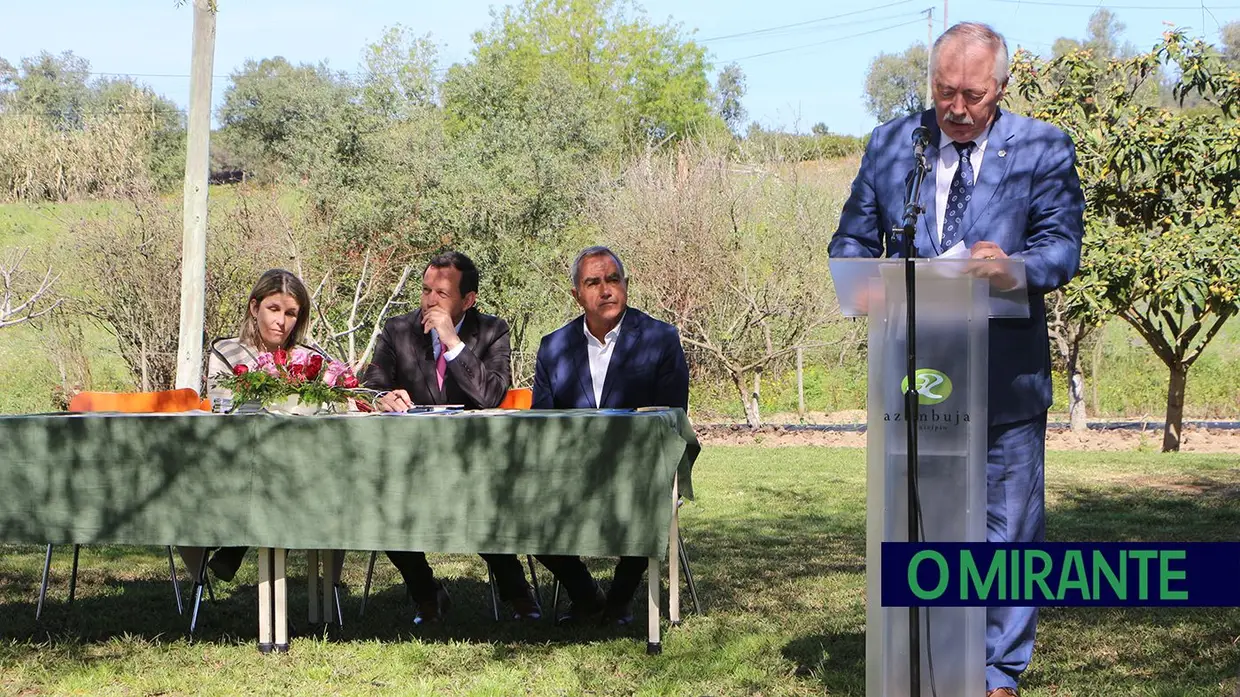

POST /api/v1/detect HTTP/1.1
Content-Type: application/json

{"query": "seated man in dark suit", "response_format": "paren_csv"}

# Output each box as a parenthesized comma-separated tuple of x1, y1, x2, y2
(533, 246, 690, 624)
(364, 250, 539, 624)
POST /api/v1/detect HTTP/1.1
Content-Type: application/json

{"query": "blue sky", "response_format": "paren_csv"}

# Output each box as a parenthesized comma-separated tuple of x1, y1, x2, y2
(1, 0, 1236, 136)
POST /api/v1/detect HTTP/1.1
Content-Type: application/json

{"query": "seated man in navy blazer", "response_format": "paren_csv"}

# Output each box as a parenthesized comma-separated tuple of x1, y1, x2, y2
(364, 251, 540, 624)
(533, 246, 690, 624)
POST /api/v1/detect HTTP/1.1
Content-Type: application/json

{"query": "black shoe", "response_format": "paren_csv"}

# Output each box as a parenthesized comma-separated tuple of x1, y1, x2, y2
(510, 587, 542, 620)
(604, 603, 634, 626)
(207, 550, 239, 582)
(413, 585, 451, 626)
(556, 584, 606, 625)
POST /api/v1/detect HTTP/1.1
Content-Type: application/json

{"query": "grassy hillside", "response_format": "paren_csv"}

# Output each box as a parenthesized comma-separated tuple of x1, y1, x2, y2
(0, 180, 1236, 420)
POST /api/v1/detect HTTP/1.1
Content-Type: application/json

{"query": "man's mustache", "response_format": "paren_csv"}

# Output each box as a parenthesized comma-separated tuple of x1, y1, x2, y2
(945, 112, 975, 125)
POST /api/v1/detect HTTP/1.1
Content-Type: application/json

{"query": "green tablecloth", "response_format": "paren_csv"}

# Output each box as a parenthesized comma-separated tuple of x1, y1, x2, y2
(0, 409, 698, 559)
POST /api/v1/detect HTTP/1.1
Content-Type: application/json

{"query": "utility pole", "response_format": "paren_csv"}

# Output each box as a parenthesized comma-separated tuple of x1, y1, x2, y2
(175, 0, 217, 393)
(943, 0, 948, 31)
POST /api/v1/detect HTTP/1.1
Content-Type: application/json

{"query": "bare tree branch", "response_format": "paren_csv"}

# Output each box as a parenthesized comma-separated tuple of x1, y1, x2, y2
(354, 262, 414, 371)
(0, 248, 63, 329)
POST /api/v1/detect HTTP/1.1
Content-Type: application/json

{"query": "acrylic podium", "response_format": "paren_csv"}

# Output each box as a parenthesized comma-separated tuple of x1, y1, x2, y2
(828, 258, 1028, 697)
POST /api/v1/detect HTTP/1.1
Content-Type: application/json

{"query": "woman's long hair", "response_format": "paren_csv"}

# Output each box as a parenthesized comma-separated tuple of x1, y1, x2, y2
(237, 269, 312, 350)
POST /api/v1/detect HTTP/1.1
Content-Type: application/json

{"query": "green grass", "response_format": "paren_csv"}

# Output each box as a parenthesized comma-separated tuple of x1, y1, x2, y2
(2, 446, 1237, 695)
(692, 316, 1240, 423)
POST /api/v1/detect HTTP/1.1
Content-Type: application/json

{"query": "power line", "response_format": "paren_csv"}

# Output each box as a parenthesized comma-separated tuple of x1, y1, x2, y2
(700, 0, 916, 42)
(990, 0, 1240, 9)
(80, 67, 451, 80)
(726, 18, 926, 61)
(704, 9, 932, 46)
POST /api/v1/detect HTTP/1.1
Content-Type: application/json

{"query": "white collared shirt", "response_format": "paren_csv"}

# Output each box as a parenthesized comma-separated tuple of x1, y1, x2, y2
(584, 313, 624, 407)
(934, 125, 992, 245)
(431, 316, 466, 363)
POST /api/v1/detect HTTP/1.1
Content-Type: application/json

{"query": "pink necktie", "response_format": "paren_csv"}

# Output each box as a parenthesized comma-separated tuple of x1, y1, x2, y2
(436, 350, 447, 390)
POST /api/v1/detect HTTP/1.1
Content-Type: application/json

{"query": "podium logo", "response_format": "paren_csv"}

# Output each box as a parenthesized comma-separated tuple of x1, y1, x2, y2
(901, 368, 953, 405)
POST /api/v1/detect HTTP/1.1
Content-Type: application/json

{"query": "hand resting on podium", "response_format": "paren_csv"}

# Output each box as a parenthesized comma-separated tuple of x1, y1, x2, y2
(967, 241, 1021, 291)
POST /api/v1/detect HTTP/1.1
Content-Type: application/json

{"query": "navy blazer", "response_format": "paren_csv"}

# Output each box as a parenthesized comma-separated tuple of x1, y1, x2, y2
(830, 108, 1085, 425)
(532, 307, 689, 411)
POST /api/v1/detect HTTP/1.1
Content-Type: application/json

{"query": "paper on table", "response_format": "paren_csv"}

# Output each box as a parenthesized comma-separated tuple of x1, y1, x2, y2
(939, 240, 970, 259)
(923, 241, 972, 278)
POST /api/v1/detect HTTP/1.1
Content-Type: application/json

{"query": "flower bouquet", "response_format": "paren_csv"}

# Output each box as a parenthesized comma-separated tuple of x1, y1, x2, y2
(216, 348, 374, 414)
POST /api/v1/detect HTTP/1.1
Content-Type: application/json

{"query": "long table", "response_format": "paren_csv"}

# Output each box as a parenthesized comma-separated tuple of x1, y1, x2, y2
(0, 408, 698, 652)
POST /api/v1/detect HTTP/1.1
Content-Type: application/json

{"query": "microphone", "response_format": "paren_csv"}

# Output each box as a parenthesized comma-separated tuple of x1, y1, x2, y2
(911, 126, 930, 162)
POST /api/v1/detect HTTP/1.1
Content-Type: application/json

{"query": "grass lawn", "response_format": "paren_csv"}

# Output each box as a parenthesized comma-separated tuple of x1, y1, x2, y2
(1, 446, 1238, 696)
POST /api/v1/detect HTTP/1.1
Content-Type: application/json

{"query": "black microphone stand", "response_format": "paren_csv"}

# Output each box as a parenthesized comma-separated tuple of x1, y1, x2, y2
(894, 130, 930, 697)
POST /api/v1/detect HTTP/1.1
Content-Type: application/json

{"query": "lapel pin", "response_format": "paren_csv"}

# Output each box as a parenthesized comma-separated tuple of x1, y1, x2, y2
(998, 149, 1007, 158)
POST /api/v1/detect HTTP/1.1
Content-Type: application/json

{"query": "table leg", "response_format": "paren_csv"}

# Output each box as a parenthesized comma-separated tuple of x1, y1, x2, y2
(257, 547, 273, 654)
(274, 548, 288, 652)
(647, 556, 661, 655)
(306, 549, 320, 625)
(669, 474, 681, 626)
(321, 549, 337, 626)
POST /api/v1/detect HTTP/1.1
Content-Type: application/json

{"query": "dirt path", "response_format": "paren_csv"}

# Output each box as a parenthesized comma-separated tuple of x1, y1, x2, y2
(696, 424, 1240, 454)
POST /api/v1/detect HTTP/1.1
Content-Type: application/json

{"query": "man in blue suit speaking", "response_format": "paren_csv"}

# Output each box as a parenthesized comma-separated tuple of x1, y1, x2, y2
(532, 245, 690, 625)
(830, 22, 1084, 697)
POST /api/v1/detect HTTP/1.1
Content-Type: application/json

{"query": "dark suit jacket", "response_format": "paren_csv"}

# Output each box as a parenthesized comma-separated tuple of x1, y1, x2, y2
(363, 307, 512, 409)
(830, 108, 1085, 425)
(532, 307, 689, 411)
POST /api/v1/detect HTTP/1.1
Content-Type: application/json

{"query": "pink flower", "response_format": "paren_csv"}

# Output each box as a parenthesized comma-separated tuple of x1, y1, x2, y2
(289, 348, 311, 366)
(255, 352, 280, 376)
(323, 360, 350, 387)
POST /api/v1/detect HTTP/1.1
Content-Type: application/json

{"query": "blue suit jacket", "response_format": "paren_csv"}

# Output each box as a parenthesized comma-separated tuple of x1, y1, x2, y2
(532, 307, 689, 411)
(830, 108, 1084, 425)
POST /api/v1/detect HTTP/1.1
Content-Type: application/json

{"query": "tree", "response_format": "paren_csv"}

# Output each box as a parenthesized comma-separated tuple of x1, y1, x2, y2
(359, 24, 440, 120)
(441, 53, 614, 373)
(1012, 32, 1240, 451)
(0, 51, 91, 127)
(91, 77, 186, 190)
(863, 43, 928, 123)
(1084, 8, 1130, 61)
(1050, 9, 1133, 63)
(74, 193, 284, 391)
(216, 57, 355, 180)
(811, 122, 830, 136)
(1044, 226, 1112, 431)
(0, 248, 61, 329)
(1052, 38, 1083, 59)
(467, 0, 720, 145)
(714, 62, 746, 134)
(598, 143, 838, 425)
(1222, 21, 1240, 67)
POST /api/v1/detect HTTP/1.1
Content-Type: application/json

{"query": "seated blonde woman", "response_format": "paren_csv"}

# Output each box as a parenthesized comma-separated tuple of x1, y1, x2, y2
(207, 268, 317, 407)
(184, 268, 344, 583)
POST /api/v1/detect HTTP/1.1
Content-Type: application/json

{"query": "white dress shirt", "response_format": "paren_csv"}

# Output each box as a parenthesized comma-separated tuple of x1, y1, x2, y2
(584, 313, 624, 408)
(934, 126, 992, 245)
(431, 316, 466, 362)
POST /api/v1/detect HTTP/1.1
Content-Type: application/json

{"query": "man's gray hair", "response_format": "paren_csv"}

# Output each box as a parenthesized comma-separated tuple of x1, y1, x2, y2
(931, 22, 1009, 86)
(571, 246, 626, 287)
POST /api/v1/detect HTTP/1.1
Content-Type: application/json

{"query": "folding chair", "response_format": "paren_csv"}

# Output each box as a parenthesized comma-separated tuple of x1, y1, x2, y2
(37, 389, 213, 621)
(547, 516, 704, 621)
